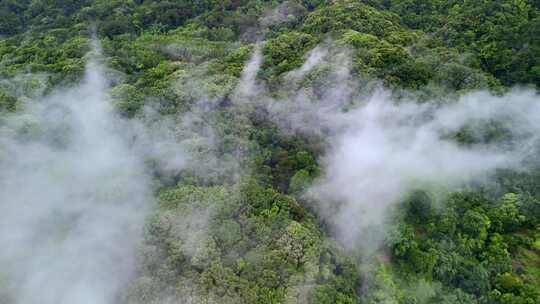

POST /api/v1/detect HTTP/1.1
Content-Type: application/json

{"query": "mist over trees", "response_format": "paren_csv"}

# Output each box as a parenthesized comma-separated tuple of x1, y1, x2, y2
(1, 1, 540, 304)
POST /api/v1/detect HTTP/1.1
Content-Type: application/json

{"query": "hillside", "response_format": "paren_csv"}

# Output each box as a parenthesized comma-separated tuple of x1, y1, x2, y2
(1, 1, 540, 303)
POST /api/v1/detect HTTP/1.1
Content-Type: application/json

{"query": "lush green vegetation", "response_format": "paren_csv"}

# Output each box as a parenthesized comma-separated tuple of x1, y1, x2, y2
(126, 182, 358, 303)
(2, 1, 540, 303)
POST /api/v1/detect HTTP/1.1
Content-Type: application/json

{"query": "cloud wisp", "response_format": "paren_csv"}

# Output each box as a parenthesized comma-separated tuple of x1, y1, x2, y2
(0, 45, 184, 303)
(235, 45, 540, 254)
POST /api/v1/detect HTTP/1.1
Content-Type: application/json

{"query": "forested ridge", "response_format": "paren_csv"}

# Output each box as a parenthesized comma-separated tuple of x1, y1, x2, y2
(1, 1, 540, 304)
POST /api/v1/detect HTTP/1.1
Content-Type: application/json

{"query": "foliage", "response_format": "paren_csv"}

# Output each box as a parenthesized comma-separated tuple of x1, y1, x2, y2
(389, 190, 540, 303)
(262, 31, 318, 78)
(126, 182, 358, 303)
(384, 0, 540, 86)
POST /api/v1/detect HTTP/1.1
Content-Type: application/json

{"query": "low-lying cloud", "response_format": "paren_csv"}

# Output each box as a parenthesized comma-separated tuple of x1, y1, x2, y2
(236, 44, 540, 254)
(309, 89, 540, 252)
(0, 44, 186, 303)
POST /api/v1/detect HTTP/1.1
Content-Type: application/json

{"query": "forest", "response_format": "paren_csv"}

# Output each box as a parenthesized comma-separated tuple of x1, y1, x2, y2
(0, 1, 540, 303)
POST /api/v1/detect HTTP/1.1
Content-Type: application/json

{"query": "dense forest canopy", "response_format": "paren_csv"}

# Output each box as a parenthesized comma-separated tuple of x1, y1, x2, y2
(1, 1, 540, 304)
